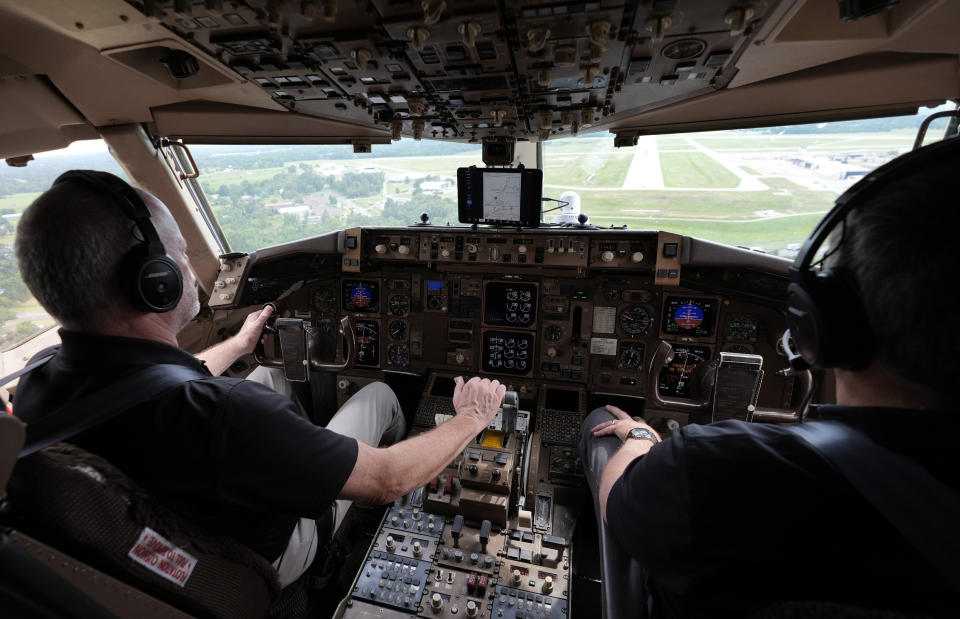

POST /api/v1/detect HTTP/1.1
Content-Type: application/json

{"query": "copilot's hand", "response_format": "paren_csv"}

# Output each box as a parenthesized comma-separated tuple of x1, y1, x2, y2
(452, 376, 506, 433)
(233, 305, 274, 356)
(590, 404, 660, 443)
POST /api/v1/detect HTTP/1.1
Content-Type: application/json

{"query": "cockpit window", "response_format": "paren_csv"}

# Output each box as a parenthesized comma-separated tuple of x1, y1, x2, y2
(187, 104, 953, 257)
(190, 142, 483, 253)
(0, 140, 130, 351)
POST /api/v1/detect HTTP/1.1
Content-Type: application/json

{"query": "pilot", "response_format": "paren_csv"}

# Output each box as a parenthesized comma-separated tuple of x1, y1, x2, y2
(579, 140, 959, 618)
(12, 170, 507, 588)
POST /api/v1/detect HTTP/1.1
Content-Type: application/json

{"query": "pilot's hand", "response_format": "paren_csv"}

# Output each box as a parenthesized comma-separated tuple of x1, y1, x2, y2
(591, 404, 661, 443)
(452, 376, 506, 433)
(233, 304, 274, 355)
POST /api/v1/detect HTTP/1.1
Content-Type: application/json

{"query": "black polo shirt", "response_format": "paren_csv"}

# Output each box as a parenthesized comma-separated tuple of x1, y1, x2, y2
(606, 406, 957, 618)
(14, 329, 359, 560)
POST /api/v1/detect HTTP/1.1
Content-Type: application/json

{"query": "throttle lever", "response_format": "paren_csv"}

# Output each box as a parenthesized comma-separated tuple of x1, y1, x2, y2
(253, 303, 278, 365)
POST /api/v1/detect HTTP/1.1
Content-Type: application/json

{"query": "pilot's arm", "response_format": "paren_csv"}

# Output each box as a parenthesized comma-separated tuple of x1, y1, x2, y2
(592, 404, 662, 521)
(339, 376, 505, 504)
(196, 305, 274, 375)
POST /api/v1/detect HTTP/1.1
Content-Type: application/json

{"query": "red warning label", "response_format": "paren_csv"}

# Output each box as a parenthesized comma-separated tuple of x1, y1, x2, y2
(127, 527, 198, 588)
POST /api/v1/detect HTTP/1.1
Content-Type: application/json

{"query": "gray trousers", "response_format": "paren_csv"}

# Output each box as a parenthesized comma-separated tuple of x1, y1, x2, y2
(246, 367, 406, 586)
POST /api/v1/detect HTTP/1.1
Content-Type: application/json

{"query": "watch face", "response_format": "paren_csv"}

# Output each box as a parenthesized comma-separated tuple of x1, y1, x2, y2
(628, 427, 658, 442)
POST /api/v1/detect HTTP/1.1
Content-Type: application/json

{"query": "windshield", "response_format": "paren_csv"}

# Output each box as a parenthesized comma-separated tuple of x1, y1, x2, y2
(191, 104, 954, 257)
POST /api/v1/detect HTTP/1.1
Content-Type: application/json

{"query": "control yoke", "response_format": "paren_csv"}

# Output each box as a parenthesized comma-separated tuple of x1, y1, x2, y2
(254, 307, 355, 379)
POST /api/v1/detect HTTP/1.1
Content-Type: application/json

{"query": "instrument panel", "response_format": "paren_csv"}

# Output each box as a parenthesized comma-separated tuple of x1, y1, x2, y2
(242, 227, 794, 414)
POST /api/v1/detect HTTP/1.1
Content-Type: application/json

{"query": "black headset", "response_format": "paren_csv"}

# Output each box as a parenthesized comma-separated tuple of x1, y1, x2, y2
(54, 170, 183, 313)
(783, 136, 960, 371)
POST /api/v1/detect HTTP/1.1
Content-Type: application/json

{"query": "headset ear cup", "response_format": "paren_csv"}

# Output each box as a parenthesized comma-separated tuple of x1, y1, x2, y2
(121, 244, 183, 313)
(787, 269, 873, 370)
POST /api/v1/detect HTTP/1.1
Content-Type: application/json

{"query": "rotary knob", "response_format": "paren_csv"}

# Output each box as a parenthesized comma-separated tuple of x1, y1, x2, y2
(214, 280, 225, 289)
(398, 244, 411, 255)
(466, 600, 478, 617)
(601, 250, 615, 263)
(547, 346, 558, 358)
(413, 542, 422, 558)
(386, 535, 396, 551)
(466, 243, 478, 254)
(441, 248, 451, 258)
(511, 569, 522, 586)
(631, 251, 644, 263)
(454, 550, 464, 563)
(455, 352, 466, 365)
(542, 575, 554, 594)
(470, 552, 479, 565)
(375, 243, 387, 254)
(518, 245, 528, 254)
(431, 592, 444, 613)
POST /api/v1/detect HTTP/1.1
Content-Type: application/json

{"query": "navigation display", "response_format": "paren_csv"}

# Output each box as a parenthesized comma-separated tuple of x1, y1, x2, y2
(342, 280, 380, 313)
(483, 282, 537, 327)
(662, 297, 718, 337)
(457, 167, 542, 227)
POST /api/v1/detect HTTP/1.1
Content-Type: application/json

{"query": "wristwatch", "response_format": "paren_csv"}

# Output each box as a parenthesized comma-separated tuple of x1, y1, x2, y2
(625, 427, 660, 444)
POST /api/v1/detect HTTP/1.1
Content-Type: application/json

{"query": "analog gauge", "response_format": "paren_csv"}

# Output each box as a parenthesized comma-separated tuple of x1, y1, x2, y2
(388, 319, 407, 341)
(388, 344, 409, 367)
(658, 345, 711, 398)
(619, 305, 653, 336)
(726, 315, 758, 341)
(427, 295, 445, 310)
(389, 294, 410, 316)
(618, 342, 645, 370)
(546, 325, 564, 341)
(311, 288, 336, 314)
(605, 288, 622, 302)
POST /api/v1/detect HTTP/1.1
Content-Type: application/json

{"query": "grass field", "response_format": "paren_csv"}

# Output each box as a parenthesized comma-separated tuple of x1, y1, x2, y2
(0, 192, 39, 212)
(543, 152, 632, 187)
(660, 152, 739, 188)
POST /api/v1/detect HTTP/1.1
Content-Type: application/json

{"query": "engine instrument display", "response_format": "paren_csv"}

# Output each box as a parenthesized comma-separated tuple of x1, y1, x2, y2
(355, 320, 379, 366)
(619, 305, 653, 336)
(726, 315, 758, 341)
(343, 280, 379, 313)
(484, 282, 537, 327)
(662, 297, 718, 337)
(658, 345, 711, 397)
(388, 344, 409, 367)
(482, 331, 534, 375)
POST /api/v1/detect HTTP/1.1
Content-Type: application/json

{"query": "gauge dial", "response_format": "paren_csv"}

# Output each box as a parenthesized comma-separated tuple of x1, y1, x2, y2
(389, 294, 410, 316)
(619, 305, 653, 336)
(311, 288, 336, 314)
(388, 345, 409, 367)
(658, 345, 711, 397)
(388, 319, 407, 340)
(427, 295, 445, 311)
(618, 342, 645, 370)
(726, 315, 758, 341)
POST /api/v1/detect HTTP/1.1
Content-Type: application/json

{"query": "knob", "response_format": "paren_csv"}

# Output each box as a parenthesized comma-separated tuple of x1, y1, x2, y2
(337, 379, 350, 391)
(431, 592, 444, 612)
(542, 575, 554, 594)
(218, 292, 233, 301)
(455, 352, 465, 365)
(386, 535, 396, 551)
(468, 464, 479, 476)
(547, 346, 558, 358)
(470, 552, 479, 565)
(420, 212, 430, 224)
(466, 600, 478, 617)
(441, 248, 451, 258)
(454, 550, 464, 563)
(490, 247, 501, 261)
(413, 542, 422, 558)
(391, 515, 399, 526)
(601, 250, 615, 263)
(492, 469, 501, 481)
(375, 243, 387, 254)
(219, 261, 231, 272)
(631, 251, 644, 263)
(398, 244, 411, 255)
(483, 555, 493, 569)
(214, 280, 225, 289)
(466, 243, 477, 254)
(511, 569, 522, 585)
(518, 245, 527, 254)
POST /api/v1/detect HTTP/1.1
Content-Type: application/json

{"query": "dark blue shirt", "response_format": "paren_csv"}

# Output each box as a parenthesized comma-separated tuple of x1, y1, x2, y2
(14, 329, 359, 560)
(606, 406, 957, 618)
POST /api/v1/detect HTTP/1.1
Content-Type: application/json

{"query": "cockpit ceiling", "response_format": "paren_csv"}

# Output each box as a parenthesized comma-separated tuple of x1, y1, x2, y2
(0, 0, 958, 152)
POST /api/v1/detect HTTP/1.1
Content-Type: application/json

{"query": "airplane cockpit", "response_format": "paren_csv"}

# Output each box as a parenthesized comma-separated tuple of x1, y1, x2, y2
(0, 0, 958, 617)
